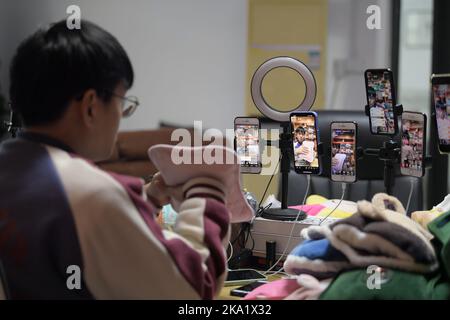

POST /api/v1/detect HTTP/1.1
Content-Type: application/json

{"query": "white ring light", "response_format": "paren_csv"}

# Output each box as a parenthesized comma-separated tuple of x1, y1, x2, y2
(251, 56, 317, 122)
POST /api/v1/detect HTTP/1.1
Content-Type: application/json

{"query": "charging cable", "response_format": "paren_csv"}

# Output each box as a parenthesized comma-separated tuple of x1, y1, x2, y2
(405, 177, 415, 214)
(257, 156, 281, 214)
(227, 157, 280, 271)
(264, 180, 347, 277)
(319, 182, 347, 226)
(262, 174, 311, 276)
(227, 240, 234, 263)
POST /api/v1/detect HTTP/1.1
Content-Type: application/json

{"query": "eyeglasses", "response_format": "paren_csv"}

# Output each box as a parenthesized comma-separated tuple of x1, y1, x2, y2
(109, 92, 140, 118)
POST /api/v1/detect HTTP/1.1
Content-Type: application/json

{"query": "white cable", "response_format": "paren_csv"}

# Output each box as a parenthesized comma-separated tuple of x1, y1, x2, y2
(227, 241, 234, 263)
(263, 270, 290, 278)
(266, 181, 347, 276)
(319, 183, 347, 226)
(301, 174, 310, 205)
(263, 174, 311, 276)
(405, 177, 415, 214)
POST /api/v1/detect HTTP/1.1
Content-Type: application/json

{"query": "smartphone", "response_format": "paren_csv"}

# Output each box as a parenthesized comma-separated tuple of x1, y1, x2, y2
(224, 269, 267, 286)
(230, 281, 268, 298)
(365, 69, 398, 135)
(400, 112, 426, 177)
(290, 112, 321, 175)
(431, 74, 450, 153)
(234, 117, 262, 174)
(331, 122, 357, 183)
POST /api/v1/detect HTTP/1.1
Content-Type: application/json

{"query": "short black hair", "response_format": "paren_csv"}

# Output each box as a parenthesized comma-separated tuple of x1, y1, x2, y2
(295, 127, 306, 134)
(9, 20, 134, 126)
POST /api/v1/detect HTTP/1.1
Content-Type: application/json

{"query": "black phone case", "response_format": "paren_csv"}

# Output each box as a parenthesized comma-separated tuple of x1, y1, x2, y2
(364, 69, 399, 136)
(431, 75, 450, 154)
(290, 111, 322, 175)
(229, 289, 248, 297)
(401, 112, 427, 177)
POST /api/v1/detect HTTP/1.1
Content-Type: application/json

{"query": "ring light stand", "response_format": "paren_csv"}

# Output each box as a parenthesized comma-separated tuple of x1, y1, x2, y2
(250, 57, 318, 221)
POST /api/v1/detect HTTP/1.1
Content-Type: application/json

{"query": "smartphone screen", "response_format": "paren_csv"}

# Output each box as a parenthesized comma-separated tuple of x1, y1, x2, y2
(401, 112, 426, 177)
(365, 69, 397, 135)
(230, 281, 268, 297)
(234, 118, 261, 174)
(431, 80, 450, 153)
(331, 122, 357, 183)
(290, 112, 321, 175)
(225, 269, 267, 286)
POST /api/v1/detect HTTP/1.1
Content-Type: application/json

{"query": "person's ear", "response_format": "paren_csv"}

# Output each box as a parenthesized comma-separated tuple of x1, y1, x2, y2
(79, 89, 99, 128)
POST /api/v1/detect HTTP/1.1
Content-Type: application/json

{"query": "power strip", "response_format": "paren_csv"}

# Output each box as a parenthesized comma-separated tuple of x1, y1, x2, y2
(246, 216, 339, 259)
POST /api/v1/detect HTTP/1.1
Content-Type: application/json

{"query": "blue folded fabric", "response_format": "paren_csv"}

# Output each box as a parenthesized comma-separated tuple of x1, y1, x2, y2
(284, 239, 353, 279)
(290, 239, 347, 261)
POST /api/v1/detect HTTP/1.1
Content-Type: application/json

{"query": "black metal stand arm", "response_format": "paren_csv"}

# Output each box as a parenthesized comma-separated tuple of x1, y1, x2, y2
(363, 140, 401, 195)
(361, 104, 404, 195)
(260, 122, 324, 221)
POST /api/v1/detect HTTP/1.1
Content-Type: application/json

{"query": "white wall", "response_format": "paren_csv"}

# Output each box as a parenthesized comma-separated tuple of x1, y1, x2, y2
(397, 0, 433, 113)
(0, 0, 7, 98)
(0, 0, 398, 131)
(396, 0, 437, 199)
(0, 0, 248, 131)
(325, 0, 392, 110)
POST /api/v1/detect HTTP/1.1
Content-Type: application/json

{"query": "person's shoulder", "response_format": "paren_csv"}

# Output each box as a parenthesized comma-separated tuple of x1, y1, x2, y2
(45, 145, 140, 203)
(46, 146, 155, 227)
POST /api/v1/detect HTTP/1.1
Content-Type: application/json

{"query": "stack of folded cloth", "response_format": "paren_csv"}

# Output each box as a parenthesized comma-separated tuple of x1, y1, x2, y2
(284, 193, 439, 279)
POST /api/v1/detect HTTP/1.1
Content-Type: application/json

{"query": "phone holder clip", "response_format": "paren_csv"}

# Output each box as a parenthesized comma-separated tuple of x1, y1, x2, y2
(363, 139, 401, 195)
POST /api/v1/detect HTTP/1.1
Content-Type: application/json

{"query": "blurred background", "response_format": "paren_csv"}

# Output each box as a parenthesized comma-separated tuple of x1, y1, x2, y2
(0, 0, 447, 207)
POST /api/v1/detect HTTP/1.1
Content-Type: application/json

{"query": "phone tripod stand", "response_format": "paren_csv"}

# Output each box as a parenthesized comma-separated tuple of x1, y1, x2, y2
(261, 121, 324, 221)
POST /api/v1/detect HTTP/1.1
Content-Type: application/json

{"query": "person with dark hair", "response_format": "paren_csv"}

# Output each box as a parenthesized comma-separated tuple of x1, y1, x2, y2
(294, 127, 306, 147)
(0, 20, 230, 299)
(293, 126, 311, 162)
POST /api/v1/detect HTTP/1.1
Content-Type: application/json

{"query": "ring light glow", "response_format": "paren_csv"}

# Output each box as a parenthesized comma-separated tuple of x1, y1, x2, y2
(251, 56, 317, 122)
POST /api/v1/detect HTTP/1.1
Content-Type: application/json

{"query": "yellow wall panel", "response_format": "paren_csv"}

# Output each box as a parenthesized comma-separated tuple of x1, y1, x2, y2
(243, 0, 328, 204)
(251, 4, 324, 44)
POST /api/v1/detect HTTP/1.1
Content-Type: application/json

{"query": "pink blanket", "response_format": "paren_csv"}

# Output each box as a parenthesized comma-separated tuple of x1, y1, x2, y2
(288, 204, 325, 216)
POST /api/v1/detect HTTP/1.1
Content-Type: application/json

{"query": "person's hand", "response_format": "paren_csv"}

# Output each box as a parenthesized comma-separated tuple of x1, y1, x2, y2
(144, 172, 183, 208)
(296, 145, 309, 156)
(331, 157, 338, 167)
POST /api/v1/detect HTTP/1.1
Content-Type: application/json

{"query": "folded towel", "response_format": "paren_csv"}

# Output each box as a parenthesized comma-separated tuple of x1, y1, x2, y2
(320, 269, 450, 300)
(243, 275, 332, 300)
(326, 224, 438, 273)
(292, 193, 438, 274)
(411, 209, 444, 229)
(332, 214, 436, 264)
(295, 224, 437, 275)
(358, 193, 434, 244)
(283, 239, 353, 278)
(243, 279, 300, 300)
(284, 275, 332, 300)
